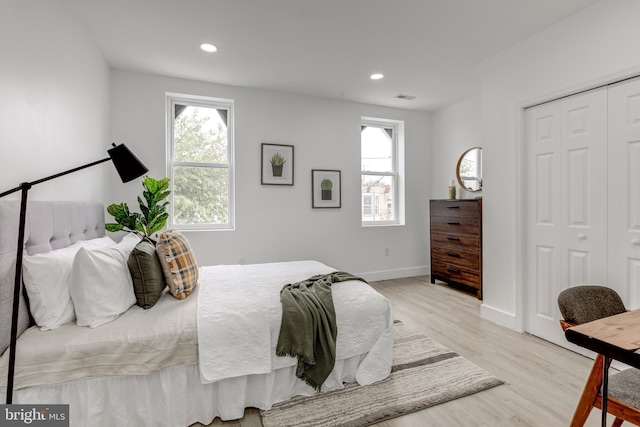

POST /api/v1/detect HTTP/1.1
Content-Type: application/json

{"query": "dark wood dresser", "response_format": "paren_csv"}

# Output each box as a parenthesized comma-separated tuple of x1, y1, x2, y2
(430, 199, 482, 299)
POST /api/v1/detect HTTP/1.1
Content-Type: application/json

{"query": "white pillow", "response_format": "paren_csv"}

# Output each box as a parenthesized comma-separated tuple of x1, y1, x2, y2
(70, 233, 141, 328)
(22, 236, 116, 331)
(79, 236, 117, 250)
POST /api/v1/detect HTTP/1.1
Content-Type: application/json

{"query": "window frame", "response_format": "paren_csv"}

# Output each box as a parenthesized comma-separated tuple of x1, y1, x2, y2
(165, 92, 235, 231)
(360, 117, 405, 227)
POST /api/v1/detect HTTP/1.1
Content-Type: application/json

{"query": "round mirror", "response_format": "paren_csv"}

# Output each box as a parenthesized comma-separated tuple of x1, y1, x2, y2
(456, 147, 482, 192)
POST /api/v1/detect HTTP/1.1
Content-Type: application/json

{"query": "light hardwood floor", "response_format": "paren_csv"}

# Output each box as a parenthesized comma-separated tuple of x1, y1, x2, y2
(200, 276, 607, 426)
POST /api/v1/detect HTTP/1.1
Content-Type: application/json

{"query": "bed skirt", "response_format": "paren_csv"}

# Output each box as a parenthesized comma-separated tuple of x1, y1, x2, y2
(11, 354, 365, 427)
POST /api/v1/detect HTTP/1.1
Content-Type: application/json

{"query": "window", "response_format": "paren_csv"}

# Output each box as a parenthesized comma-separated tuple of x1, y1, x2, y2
(361, 117, 404, 226)
(166, 93, 234, 230)
(363, 194, 372, 217)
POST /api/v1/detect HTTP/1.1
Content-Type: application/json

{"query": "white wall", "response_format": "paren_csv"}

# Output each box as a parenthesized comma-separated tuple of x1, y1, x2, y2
(110, 70, 432, 278)
(0, 0, 112, 202)
(431, 96, 482, 200)
(479, 0, 640, 329)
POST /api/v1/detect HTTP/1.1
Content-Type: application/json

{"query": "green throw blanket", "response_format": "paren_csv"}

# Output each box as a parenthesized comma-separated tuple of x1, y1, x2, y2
(276, 271, 367, 391)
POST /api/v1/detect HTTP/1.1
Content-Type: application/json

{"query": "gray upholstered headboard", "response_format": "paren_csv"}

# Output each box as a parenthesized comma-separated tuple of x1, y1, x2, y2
(0, 201, 105, 355)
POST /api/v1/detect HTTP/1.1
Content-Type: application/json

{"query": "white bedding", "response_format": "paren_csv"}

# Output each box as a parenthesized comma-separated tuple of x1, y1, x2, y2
(0, 260, 393, 424)
(0, 286, 199, 392)
(198, 261, 394, 386)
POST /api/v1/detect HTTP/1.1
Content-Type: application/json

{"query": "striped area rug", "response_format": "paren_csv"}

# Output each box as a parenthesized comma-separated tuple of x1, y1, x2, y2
(260, 320, 504, 427)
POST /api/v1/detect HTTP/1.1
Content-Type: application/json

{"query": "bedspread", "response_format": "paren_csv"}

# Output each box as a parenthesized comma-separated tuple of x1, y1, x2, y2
(0, 260, 393, 394)
(0, 286, 199, 393)
(197, 260, 393, 387)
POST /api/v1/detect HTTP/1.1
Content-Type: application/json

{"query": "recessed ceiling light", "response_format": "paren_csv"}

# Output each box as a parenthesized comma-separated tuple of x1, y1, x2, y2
(200, 43, 218, 53)
(370, 73, 384, 80)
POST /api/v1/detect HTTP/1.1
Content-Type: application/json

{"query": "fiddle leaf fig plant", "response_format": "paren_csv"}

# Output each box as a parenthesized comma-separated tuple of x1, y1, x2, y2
(106, 176, 170, 238)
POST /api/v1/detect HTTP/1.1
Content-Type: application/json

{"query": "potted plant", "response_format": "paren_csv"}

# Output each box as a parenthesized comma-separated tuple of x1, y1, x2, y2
(105, 176, 170, 240)
(321, 179, 333, 200)
(270, 152, 286, 177)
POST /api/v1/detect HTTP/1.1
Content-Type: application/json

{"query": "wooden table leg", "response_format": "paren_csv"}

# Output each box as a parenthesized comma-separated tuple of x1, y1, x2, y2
(570, 354, 605, 427)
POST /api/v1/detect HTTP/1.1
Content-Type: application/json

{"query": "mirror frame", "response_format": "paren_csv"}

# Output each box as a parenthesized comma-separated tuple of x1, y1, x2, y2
(456, 146, 482, 192)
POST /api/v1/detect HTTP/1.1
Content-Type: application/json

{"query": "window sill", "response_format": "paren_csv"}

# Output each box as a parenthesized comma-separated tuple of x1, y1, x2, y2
(361, 222, 404, 228)
(169, 225, 235, 232)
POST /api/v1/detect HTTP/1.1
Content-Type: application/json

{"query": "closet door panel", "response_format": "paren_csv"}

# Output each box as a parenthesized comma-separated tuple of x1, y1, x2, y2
(561, 90, 608, 288)
(608, 77, 640, 308)
(525, 88, 607, 345)
(527, 102, 563, 335)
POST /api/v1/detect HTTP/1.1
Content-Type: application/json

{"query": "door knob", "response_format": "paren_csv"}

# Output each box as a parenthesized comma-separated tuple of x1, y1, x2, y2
(578, 234, 587, 240)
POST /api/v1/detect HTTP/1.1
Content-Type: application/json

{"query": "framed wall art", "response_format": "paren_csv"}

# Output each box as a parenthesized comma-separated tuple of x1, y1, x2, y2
(312, 169, 341, 208)
(261, 143, 294, 185)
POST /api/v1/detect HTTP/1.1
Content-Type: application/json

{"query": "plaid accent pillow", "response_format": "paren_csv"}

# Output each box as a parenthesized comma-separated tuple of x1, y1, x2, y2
(155, 230, 199, 300)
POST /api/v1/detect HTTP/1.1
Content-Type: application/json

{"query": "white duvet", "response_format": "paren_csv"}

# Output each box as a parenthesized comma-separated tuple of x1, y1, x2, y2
(0, 286, 199, 393)
(197, 260, 394, 386)
(0, 260, 393, 394)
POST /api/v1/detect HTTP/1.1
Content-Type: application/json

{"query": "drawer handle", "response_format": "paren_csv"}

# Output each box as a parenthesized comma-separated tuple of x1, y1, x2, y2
(447, 237, 461, 241)
(447, 252, 461, 258)
(446, 206, 460, 209)
(447, 268, 460, 273)
(447, 221, 460, 225)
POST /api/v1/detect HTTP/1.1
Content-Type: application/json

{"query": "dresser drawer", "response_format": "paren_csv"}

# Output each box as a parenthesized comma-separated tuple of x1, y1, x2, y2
(430, 232, 480, 250)
(430, 216, 480, 236)
(431, 261, 480, 289)
(430, 200, 479, 218)
(431, 247, 479, 270)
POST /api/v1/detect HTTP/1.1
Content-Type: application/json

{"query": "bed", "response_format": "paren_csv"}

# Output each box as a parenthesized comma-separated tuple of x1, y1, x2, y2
(0, 201, 393, 427)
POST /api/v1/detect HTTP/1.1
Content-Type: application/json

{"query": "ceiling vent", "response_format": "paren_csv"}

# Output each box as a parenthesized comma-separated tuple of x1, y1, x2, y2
(395, 94, 417, 100)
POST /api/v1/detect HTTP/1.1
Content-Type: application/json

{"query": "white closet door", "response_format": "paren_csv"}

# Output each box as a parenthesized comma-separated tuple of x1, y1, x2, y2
(525, 88, 608, 345)
(608, 77, 640, 308)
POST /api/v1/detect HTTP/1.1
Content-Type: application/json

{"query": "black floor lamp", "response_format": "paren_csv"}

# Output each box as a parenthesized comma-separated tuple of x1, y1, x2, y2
(1, 143, 148, 404)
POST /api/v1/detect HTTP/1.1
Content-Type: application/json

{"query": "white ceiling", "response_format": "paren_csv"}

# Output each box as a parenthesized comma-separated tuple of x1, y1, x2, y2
(65, 0, 601, 112)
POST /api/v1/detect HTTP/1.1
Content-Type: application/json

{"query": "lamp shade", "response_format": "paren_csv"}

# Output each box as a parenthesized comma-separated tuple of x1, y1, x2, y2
(108, 143, 149, 183)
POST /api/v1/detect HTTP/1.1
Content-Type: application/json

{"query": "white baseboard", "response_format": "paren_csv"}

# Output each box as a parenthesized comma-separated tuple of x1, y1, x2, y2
(359, 266, 430, 283)
(480, 303, 518, 331)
